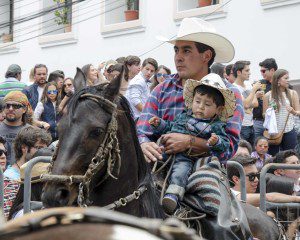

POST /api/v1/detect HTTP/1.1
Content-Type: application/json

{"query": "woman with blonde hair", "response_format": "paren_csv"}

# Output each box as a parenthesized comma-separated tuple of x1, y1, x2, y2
(263, 69, 300, 155)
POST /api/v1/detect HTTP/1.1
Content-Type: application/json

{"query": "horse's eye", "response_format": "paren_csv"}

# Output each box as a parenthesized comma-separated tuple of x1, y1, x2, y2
(89, 128, 103, 138)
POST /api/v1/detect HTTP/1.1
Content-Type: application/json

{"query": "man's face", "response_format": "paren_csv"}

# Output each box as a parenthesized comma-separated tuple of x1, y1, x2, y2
(34, 67, 48, 86)
(25, 139, 48, 162)
(282, 155, 300, 180)
(56, 77, 64, 90)
(128, 63, 141, 78)
(174, 41, 208, 80)
(4, 101, 26, 123)
(244, 164, 259, 193)
(238, 65, 250, 81)
(141, 63, 156, 81)
(260, 67, 275, 82)
(0, 143, 7, 171)
(224, 69, 235, 84)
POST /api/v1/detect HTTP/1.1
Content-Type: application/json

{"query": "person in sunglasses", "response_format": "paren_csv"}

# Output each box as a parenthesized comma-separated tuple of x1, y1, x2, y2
(150, 65, 171, 92)
(34, 82, 59, 141)
(0, 136, 7, 171)
(252, 58, 278, 140)
(227, 155, 300, 207)
(0, 91, 33, 166)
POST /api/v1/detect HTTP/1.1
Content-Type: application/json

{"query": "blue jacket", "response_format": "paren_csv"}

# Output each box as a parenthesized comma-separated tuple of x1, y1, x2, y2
(22, 83, 39, 110)
(41, 100, 58, 140)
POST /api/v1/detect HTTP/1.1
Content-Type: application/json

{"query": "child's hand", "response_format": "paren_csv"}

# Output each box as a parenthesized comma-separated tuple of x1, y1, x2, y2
(207, 133, 219, 146)
(149, 116, 160, 127)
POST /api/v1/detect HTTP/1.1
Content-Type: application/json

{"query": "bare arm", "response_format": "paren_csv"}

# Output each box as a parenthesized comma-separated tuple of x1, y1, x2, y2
(243, 82, 261, 109)
(262, 92, 270, 118)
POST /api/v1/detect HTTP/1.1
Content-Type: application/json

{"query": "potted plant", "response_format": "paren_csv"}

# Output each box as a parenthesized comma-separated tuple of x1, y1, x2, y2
(198, 0, 212, 7)
(0, 33, 13, 43)
(53, 0, 71, 32)
(124, 0, 139, 21)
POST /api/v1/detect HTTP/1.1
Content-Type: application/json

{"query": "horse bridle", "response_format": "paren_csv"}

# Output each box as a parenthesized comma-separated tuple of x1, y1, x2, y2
(42, 93, 146, 208)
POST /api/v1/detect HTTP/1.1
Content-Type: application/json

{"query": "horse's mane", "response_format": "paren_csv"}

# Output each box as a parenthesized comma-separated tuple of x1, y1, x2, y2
(64, 85, 164, 218)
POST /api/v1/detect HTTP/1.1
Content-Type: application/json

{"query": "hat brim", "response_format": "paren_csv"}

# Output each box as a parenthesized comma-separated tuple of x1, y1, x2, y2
(158, 32, 235, 63)
(184, 79, 236, 122)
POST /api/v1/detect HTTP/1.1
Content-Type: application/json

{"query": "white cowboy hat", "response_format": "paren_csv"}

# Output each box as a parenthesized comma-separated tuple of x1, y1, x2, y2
(158, 18, 235, 63)
(183, 73, 236, 122)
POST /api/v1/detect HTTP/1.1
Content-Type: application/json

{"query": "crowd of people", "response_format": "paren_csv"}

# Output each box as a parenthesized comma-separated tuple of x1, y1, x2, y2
(0, 17, 299, 228)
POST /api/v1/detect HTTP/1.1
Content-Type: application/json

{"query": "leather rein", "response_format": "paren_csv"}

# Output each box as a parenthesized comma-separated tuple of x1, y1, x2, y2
(41, 93, 147, 208)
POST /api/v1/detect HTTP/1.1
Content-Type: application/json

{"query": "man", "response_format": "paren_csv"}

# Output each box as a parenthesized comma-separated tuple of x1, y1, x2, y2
(0, 64, 27, 98)
(137, 18, 242, 163)
(22, 64, 48, 110)
(125, 58, 158, 120)
(233, 61, 261, 146)
(0, 91, 33, 165)
(210, 62, 225, 79)
(48, 70, 65, 102)
(3, 125, 51, 180)
(224, 64, 235, 84)
(253, 58, 278, 140)
(227, 155, 300, 207)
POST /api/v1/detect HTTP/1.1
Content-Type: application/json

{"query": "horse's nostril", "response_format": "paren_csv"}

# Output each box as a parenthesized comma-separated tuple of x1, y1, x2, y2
(55, 188, 70, 206)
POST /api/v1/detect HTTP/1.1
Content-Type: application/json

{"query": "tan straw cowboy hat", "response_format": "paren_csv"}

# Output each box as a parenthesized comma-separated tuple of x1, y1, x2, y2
(158, 17, 235, 63)
(183, 73, 236, 122)
(19, 162, 50, 183)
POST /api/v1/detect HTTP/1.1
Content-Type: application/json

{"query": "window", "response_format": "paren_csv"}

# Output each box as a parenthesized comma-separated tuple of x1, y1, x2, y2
(260, 0, 300, 10)
(0, 0, 14, 43)
(101, 0, 145, 38)
(174, 0, 227, 22)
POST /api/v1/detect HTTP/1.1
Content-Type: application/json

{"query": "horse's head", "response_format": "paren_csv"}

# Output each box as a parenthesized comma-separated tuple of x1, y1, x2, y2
(42, 67, 124, 207)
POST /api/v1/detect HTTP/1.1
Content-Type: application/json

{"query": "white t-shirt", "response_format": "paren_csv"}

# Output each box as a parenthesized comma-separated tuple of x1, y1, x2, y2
(37, 86, 44, 102)
(234, 81, 253, 126)
(230, 188, 241, 197)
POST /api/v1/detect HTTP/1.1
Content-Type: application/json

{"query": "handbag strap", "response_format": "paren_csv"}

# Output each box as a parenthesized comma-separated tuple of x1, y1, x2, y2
(282, 113, 290, 132)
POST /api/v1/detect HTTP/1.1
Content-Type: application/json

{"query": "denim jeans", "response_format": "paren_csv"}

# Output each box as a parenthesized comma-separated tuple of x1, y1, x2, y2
(268, 129, 297, 156)
(240, 125, 255, 146)
(253, 120, 264, 140)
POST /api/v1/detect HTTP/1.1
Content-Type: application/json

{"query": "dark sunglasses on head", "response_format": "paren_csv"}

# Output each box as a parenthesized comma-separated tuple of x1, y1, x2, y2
(47, 90, 58, 94)
(0, 149, 7, 156)
(246, 172, 260, 182)
(4, 103, 24, 110)
(260, 69, 269, 74)
(156, 73, 168, 78)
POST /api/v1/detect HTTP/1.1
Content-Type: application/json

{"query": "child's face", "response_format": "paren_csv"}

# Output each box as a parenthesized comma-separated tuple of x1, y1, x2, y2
(47, 85, 58, 102)
(255, 139, 269, 155)
(191, 93, 222, 119)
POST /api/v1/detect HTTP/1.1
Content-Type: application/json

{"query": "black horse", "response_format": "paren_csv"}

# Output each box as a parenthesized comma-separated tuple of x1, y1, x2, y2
(42, 67, 164, 219)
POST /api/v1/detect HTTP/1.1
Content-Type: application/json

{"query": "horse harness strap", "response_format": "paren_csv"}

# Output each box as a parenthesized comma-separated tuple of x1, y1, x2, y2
(42, 93, 122, 207)
(104, 185, 147, 210)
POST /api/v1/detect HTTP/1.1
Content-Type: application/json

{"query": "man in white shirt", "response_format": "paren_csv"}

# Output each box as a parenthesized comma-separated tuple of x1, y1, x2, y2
(125, 58, 158, 120)
(233, 61, 262, 146)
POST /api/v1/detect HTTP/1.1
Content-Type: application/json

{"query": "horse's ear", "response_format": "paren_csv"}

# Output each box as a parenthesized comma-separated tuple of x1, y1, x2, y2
(73, 67, 87, 92)
(104, 65, 124, 101)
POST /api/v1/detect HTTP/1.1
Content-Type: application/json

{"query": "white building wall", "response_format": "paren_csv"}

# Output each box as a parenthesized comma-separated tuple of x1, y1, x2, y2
(0, 0, 299, 84)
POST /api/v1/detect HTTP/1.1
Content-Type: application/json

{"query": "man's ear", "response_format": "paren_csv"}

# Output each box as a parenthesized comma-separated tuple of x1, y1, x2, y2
(232, 175, 240, 185)
(274, 169, 284, 176)
(202, 49, 213, 64)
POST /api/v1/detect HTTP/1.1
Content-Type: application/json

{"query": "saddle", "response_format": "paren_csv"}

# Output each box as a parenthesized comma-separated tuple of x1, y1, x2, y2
(0, 207, 201, 240)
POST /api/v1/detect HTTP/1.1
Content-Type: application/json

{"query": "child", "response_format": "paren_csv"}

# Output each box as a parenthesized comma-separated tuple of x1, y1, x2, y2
(34, 82, 59, 140)
(251, 136, 272, 170)
(149, 73, 236, 215)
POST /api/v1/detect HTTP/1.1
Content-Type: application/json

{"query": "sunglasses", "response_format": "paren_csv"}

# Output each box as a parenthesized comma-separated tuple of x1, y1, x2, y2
(246, 172, 260, 182)
(47, 90, 58, 94)
(0, 149, 7, 156)
(5, 103, 24, 110)
(260, 69, 269, 74)
(156, 73, 168, 78)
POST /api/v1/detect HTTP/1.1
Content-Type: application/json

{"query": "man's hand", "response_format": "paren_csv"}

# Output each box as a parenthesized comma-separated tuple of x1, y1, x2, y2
(149, 116, 160, 127)
(161, 133, 190, 155)
(255, 90, 264, 99)
(252, 82, 262, 92)
(141, 142, 163, 163)
(207, 133, 219, 146)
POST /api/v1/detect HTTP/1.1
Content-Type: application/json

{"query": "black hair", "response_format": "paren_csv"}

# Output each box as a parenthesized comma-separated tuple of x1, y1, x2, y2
(267, 150, 299, 174)
(0, 135, 6, 145)
(5, 72, 20, 78)
(193, 85, 225, 107)
(211, 63, 225, 79)
(225, 64, 234, 76)
(33, 64, 48, 75)
(238, 139, 253, 155)
(115, 56, 126, 64)
(195, 42, 216, 68)
(232, 61, 251, 78)
(227, 155, 257, 187)
(48, 70, 65, 82)
(254, 136, 268, 147)
(259, 58, 278, 71)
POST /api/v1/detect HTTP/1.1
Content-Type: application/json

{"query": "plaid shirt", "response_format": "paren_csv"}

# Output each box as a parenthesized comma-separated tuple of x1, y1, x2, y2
(137, 74, 244, 163)
(3, 177, 20, 218)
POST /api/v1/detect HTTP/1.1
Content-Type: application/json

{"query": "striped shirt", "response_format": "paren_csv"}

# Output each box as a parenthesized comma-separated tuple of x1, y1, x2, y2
(136, 74, 244, 163)
(0, 78, 27, 99)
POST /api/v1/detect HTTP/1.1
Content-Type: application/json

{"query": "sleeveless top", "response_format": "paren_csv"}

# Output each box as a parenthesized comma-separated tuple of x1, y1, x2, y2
(269, 92, 294, 133)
